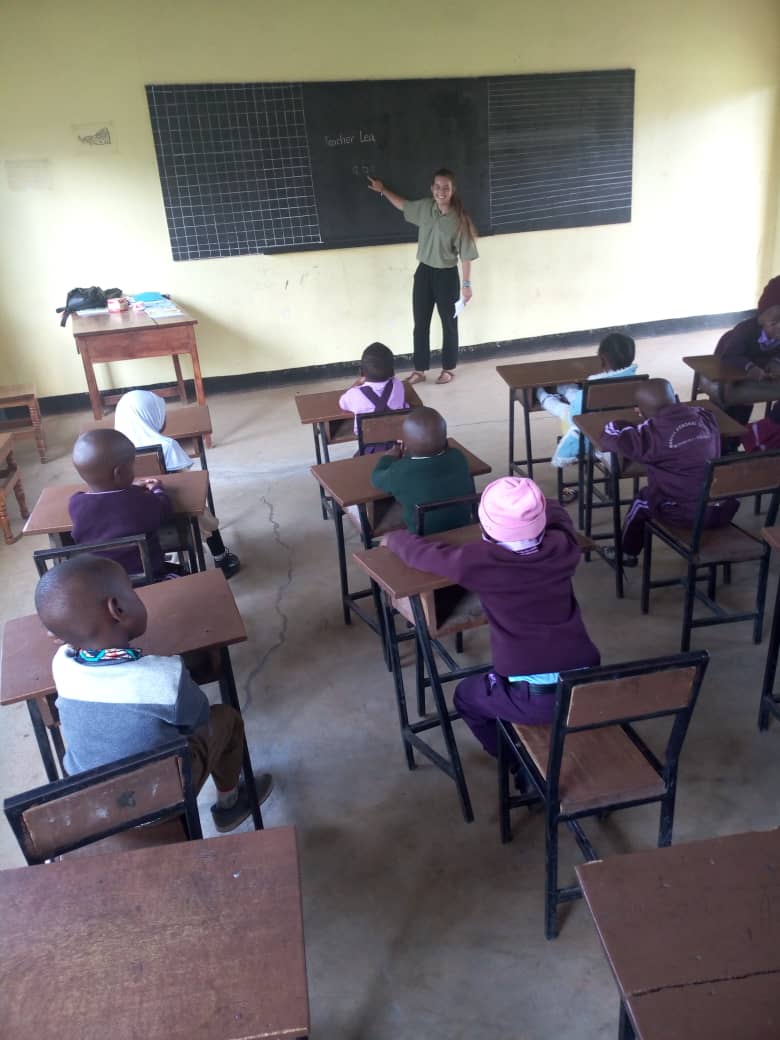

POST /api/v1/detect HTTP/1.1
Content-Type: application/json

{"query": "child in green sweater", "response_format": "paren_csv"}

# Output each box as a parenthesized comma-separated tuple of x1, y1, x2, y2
(370, 407, 474, 534)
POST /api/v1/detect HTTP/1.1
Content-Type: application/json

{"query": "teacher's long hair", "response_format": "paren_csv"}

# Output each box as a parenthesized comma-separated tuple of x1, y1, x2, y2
(433, 168, 478, 241)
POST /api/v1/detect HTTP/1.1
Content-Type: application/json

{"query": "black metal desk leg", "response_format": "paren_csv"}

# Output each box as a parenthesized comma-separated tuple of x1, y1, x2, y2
(410, 596, 474, 823)
(191, 518, 206, 572)
(197, 436, 217, 516)
(758, 571, 780, 729)
(508, 389, 516, 474)
(313, 425, 328, 520)
(381, 593, 416, 771)
(522, 389, 534, 480)
(332, 504, 352, 625)
(618, 1001, 635, 1040)
(611, 457, 624, 598)
(26, 699, 59, 782)
(218, 646, 263, 830)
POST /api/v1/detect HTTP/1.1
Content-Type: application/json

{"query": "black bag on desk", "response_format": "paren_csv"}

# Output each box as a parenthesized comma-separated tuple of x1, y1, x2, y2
(56, 286, 123, 327)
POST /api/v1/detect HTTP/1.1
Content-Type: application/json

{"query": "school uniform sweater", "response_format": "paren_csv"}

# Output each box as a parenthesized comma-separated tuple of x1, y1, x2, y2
(338, 378, 407, 435)
(715, 316, 780, 372)
(53, 645, 209, 776)
(598, 403, 730, 522)
(385, 502, 599, 677)
(371, 447, 475, 533)
(68, 485, 172, 580)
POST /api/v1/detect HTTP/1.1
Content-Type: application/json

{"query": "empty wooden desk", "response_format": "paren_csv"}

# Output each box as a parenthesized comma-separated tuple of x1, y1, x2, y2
(0, 569, 261, 826)
(0, 826, 309, 1040)
(0, 433, 29, 543)
(497, 356, 603, 479)
(295, 385, 422, 518)
(311, 439, 491, 633)
(576, 829, 780, 1039)
(23, 470, 209, 571)
(683, 354, 750, 399)
(0, 383, 47, 462)
(72, 306, 210, 442)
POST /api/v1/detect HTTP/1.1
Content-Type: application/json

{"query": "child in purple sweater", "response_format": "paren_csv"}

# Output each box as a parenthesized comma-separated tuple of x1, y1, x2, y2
(69, 429, 173, 582)
(598, 379, 738, 565)
(339, 341, 407, 449)
(385, 476, 600, 757)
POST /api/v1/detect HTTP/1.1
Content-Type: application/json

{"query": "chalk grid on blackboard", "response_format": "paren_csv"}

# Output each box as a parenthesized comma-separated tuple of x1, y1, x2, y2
(146, 82, 322, 261)
(488, 71, 633, 234)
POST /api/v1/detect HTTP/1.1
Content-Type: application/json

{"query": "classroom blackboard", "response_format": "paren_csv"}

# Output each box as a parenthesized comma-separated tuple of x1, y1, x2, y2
(146, 71, 633, 262)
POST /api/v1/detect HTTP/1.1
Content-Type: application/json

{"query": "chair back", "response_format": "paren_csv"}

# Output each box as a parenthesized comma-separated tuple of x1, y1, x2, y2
(357, 408, 409, 455)
(33, 535, 155, 586)
(581, 374, 649, 413)
(4, 739, 202, 864)
(707, 451, 780, 501)
(415, 492, 482, 536)
(134, 444, 167, 477)
(545, 651, 709, 808)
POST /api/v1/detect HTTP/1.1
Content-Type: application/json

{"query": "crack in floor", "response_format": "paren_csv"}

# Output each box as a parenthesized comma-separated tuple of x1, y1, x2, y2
(241, 490, 293, 711)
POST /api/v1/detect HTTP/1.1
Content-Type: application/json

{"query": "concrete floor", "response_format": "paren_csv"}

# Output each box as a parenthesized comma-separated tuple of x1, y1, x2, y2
(2, 326, 779, 1038)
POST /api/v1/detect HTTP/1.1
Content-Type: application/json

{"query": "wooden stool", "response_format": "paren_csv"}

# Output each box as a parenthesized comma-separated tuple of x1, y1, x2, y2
(0, 433, 29, 543)
(0, 384, 47, 463)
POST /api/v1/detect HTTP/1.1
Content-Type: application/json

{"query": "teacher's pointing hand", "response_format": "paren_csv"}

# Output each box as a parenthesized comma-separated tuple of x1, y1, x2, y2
(367, 176, 384, 194)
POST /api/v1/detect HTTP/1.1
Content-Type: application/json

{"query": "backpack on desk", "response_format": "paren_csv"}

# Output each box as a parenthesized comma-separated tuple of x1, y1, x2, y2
(57, 286, 123, 327)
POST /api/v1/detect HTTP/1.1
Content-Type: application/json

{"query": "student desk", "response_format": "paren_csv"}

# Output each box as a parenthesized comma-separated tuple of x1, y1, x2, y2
(22, 470, 209, 572)
(0, 382, 47, 462)
(295, 385, 423, 519)
(0, 569, 262, 826)
(84, 403, 215, 513)
(352, 524, 596, 823)
(497, 355, 603, 479)
(0, 432, 29, 544)
(576, 828, 780, 1040)
(684, 354, 780, 421)
(311, 440, 491, 638)
(573, 401, 745, 596)
(683, 354, 750, 399)
(0, 826, 309, 1040)
(72, 307, 210, 440)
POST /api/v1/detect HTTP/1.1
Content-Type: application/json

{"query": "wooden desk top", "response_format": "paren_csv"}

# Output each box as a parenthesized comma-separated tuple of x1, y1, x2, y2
(0, 826, 309, 1040)
(72, 305, 196, 338)
(353, 524, 594, 599)
(682, 355, 749, 383)
(294, 384, 422, 425)
(573, 400, 746, 440)
(1, 568, 246, 706)
(496, 355, 602, 390)
(23, 471, 209, 537)
(311, 439, 491, 508)
(83, 403, 213, 440)
(576, 829, 780, 1033)
(0, 383, 36, 402)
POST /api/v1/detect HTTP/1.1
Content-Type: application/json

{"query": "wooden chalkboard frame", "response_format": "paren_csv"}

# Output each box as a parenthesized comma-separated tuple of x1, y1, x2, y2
(146, 70, 634, 261)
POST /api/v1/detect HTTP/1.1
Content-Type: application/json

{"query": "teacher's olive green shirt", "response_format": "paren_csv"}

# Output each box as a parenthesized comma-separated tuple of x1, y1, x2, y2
(403, 198, 479, 269)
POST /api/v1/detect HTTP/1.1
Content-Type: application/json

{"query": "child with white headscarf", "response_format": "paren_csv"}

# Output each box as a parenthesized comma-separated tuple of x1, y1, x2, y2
(115, 390, 241, 578)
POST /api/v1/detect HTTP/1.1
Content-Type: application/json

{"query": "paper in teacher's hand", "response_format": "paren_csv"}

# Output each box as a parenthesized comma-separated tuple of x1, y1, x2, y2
(453, 297, 467, 319)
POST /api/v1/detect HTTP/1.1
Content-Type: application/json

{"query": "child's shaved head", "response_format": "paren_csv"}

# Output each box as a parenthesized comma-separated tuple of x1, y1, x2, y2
(72, 429, 135, 491)
(635, 379, 676, 419)
(35, 554, 146, 648)
(402, 407, 447, 457)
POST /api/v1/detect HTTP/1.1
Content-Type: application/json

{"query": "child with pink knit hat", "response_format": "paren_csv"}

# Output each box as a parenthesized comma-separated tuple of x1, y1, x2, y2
(384, 476, 600, 758)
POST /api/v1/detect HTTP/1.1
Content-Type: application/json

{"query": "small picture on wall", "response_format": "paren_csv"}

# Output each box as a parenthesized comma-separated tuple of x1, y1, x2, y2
(72, 121, 116, 153)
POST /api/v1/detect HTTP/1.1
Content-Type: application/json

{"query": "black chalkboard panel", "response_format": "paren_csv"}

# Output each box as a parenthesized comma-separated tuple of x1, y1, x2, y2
(146, 71, 633, 261)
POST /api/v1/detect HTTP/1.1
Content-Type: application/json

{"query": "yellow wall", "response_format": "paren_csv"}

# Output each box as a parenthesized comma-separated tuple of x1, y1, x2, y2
(1, 0, 779, 398)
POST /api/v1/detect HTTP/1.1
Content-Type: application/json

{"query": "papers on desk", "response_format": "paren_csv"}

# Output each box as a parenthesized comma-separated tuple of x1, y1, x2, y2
(142, 301, 184, 319)
(453, 297, 467, 319)
(74, 307, 108, 316)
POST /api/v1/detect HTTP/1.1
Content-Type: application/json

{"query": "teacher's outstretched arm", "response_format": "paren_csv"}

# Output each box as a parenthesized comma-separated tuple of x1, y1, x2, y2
(367, 177, 406, 212)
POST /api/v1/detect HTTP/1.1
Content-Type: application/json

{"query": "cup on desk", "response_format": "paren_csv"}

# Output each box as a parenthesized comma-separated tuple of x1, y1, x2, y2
(107, 297, 130, 313)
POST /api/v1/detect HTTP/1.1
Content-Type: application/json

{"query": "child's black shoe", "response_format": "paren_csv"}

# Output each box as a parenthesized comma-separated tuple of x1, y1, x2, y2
(211, 772, 274, 833)
(215, 549, 241, 579)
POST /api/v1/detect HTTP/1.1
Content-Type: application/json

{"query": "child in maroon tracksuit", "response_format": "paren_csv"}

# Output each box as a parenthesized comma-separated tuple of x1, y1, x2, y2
(598, 379, 739, 563)
(384, 476, 600, 757)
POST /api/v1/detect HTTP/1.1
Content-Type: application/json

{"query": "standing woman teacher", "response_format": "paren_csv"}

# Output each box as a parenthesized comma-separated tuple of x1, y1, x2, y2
(367, 169, 479, 385)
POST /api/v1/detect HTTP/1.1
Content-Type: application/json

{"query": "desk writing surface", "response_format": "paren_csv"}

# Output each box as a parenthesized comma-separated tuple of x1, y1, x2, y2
(0, 826, 309, 1040)
(311, 438, 491, 508)
(23, 471, 209, 537)
(576, 828, 780, 998)
(0, 569, 246, 706)
(83, 403, 212, 440)
(295, 384, 422, 425)
(497, 356, 602, 390)
(72, 306, 196, 338)
(573, 401, 745, 441)
(682, 355, 749, 383)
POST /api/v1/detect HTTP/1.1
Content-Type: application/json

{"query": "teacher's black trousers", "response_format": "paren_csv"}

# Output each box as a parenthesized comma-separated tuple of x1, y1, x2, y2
(412, 263, 460, 371)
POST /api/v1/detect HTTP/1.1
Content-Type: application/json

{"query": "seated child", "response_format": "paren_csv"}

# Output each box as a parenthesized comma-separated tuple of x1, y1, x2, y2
(371, 407, 475, 534)
(536, 332, 638, 472)
(114, 389, 240, 578)
(70, 428, 173, 582)
(598, 378, 739, 566)
(384, 476, 600, 756)
(338, 341, 407, 450)
(35, 554, 272, 831)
